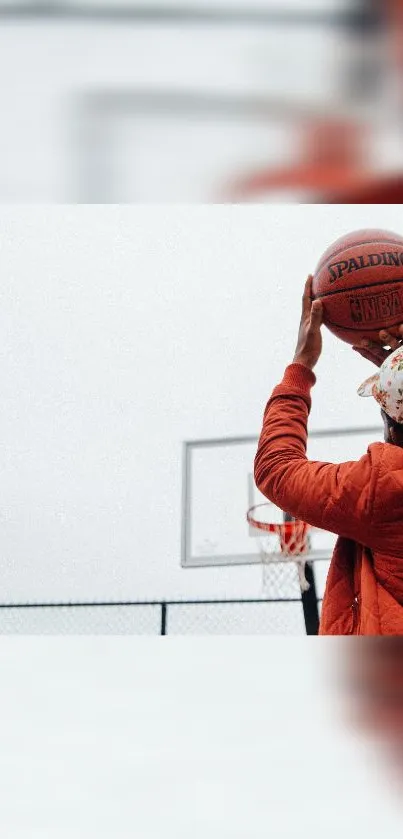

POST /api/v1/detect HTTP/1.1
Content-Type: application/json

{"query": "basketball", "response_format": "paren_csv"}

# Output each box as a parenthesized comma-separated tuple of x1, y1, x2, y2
(312, 229, 403, 345)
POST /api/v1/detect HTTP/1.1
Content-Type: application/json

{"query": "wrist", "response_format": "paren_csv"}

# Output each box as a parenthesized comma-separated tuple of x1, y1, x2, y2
(292, 355, 316, 371)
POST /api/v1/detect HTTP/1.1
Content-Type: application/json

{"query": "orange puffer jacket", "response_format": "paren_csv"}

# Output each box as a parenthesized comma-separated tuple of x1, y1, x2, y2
(254, 363, 403, 635)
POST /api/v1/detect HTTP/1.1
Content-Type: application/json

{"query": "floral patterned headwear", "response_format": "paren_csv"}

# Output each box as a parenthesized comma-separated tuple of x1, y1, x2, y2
(358, 345, 403, 422)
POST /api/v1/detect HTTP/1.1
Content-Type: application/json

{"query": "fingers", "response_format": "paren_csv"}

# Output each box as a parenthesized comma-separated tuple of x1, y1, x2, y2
(353, 331, 398, 367)
(352, 345, 388, 367)
(357, 326, 403, 350)
(379, 329, 401, 350)
(357, 337, 381, 350)
(309, 299, 323, 328)
(302, 275, 314, 318)
(304, 274, 313, 296)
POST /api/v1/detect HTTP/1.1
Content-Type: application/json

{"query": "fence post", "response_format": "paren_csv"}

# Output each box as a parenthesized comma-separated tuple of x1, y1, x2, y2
(301, 563, 320, 635)
(160, 602, 167, 636)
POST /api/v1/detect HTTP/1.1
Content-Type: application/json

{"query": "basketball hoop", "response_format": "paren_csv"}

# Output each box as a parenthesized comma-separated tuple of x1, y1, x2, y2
(246, 503, 312, 594)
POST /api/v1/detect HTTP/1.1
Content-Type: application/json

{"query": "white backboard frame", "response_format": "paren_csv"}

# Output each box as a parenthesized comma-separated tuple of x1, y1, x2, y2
(181, 425, 383, 568)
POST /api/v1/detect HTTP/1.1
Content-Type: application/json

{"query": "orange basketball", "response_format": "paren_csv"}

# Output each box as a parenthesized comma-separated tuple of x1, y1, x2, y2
(312, 229, 403, 345)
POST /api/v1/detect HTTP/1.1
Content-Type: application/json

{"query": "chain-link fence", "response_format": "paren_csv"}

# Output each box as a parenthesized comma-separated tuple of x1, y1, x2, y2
(0, 594, 321, 635)
(0, 603, 162, 635)
(166, 600, 308, 635)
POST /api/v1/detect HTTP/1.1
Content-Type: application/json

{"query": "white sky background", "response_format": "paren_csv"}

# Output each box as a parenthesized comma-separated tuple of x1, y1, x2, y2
(0, 637, 401, 838)
(0, 204, 401, 604)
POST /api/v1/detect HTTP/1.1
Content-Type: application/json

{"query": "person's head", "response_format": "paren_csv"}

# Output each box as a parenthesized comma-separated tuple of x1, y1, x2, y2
(358, 346, 403, 436)
(381, 408, 403, 444)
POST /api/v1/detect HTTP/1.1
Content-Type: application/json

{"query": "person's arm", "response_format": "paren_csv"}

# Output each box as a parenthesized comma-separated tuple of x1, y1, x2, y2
(254, 276, 375, 542)
(254, 361, 375, 542)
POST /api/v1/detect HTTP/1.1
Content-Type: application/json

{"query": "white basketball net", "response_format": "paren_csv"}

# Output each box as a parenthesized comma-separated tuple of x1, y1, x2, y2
(258, 534, 310, 594)
(247, 508, 312, 595)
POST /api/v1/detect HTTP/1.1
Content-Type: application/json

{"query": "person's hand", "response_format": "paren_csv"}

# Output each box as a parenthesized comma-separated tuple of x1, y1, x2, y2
(353, 326, 403, 368)
(292, 275, 323, 371)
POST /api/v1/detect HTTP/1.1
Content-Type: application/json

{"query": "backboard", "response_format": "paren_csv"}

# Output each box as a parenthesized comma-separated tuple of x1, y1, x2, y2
(181, 425, 383, 569)
(75, 89, 339, 203)
(72, 0, 381, 205)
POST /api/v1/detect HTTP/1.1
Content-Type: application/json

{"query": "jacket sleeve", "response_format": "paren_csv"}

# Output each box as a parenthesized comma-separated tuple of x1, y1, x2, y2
(254, 363, 375, 543)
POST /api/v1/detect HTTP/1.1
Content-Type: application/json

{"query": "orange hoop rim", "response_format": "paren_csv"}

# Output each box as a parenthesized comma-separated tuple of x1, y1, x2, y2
(246, 503, 311, 537)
